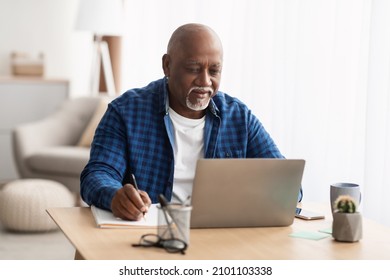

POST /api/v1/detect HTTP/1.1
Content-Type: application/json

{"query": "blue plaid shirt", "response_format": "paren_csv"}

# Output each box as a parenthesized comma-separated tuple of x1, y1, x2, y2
(80, 77, 290, 210)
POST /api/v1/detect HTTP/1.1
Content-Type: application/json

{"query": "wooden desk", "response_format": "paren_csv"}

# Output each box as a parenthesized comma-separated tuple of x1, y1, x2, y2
(47, 203, 390, 260)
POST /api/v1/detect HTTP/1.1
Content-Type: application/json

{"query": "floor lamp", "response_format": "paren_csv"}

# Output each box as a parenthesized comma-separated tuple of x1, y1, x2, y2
(90, 35, 115, 96)
(75, 0, 123, 96)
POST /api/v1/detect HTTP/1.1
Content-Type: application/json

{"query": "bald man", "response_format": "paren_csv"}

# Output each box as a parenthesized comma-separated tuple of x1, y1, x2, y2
(80, 23, 288, 221)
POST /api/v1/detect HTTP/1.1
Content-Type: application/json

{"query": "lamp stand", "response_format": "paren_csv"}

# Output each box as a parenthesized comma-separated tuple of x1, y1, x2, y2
(90, 35, 116, 96)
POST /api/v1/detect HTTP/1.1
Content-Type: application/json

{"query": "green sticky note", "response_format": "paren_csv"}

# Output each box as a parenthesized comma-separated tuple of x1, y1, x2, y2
(289, 231, 330, 240)
(319, 228, 332, 234)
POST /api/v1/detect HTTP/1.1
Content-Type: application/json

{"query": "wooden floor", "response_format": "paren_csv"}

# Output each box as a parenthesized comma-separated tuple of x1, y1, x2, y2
(0, 222, 75, 260)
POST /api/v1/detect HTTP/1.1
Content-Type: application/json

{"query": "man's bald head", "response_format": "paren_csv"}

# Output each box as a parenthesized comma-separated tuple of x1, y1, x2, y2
(167, 23, 223, 58)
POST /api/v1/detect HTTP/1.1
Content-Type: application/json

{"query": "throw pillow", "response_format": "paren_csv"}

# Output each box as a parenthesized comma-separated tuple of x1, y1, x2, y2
(77, 97, 110, 147)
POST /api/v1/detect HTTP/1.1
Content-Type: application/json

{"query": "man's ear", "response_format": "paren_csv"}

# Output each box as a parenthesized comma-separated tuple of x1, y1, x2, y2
(162, 54, 171, 77)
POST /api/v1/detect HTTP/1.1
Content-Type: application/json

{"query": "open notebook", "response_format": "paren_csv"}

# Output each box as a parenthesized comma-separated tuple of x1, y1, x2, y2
(91, 204, 158, 228)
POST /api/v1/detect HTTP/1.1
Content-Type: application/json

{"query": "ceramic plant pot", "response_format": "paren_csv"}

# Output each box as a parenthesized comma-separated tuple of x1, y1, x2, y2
(332, 212, 363, 242)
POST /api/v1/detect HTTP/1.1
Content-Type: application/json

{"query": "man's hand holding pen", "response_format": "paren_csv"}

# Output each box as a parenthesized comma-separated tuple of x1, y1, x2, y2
(111, 182, 151, 221)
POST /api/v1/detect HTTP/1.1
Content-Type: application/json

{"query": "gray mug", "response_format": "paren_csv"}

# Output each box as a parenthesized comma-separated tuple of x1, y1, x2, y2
(330, 182, 361, 213)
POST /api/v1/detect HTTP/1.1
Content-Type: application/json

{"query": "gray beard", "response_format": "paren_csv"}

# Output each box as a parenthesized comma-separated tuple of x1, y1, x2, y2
(186, 96, 210, 111)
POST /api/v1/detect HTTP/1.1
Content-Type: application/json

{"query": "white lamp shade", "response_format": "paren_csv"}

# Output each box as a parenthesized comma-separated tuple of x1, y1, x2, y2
(75, 0, 123, 36)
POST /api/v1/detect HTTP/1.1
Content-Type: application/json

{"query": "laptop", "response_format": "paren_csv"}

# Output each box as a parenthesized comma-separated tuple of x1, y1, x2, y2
(190, 158, 305, 228)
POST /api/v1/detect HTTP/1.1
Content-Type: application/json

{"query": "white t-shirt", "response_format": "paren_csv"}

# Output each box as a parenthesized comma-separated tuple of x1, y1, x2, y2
(169, 108, 205, 203)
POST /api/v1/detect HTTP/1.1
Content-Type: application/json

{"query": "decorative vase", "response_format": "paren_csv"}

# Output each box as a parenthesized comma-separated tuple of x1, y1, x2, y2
(332, 212, 363, 242)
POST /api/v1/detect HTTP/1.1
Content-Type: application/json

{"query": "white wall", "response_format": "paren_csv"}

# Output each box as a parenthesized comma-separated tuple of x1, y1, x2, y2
(0, 0, 91, 97)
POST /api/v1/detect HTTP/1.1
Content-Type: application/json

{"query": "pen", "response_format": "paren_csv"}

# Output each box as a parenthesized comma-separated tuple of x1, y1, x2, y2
(158, 194, 175, 239)
(158, 194, 187, 240)
(130, 173, 146, 220)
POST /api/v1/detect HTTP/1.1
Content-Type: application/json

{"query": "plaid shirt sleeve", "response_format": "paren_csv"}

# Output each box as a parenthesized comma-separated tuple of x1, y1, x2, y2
(80, 79, 174, 209)
(80, 102, 129, 210)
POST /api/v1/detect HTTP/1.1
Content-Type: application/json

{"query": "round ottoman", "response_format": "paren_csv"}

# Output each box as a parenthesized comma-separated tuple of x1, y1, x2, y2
(0, 179, 75, 232)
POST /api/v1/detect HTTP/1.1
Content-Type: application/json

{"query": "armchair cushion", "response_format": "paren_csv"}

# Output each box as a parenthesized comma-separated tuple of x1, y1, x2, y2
(26, 146, 90, 176)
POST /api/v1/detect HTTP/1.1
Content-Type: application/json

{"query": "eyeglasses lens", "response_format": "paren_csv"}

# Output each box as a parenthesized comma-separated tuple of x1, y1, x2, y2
(136, 234, 187, 254)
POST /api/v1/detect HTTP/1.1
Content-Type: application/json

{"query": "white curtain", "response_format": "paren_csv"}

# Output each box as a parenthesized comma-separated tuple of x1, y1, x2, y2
(364, 0, 390, 226)
(122, 0, 390, 226)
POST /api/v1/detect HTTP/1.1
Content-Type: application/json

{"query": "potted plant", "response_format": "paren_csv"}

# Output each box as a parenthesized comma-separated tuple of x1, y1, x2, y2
(332, 195, 362, 242)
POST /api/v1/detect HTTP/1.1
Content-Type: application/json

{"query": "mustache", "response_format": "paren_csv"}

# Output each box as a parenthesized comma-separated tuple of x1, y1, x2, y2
(189, 87, 214, 95)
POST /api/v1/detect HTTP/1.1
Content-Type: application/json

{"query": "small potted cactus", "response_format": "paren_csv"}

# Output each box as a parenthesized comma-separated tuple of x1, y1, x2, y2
(332, 195, 362, 242)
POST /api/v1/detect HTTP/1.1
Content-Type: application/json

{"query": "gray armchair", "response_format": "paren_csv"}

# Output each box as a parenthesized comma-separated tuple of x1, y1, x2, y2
(12, 96, 108, 195)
